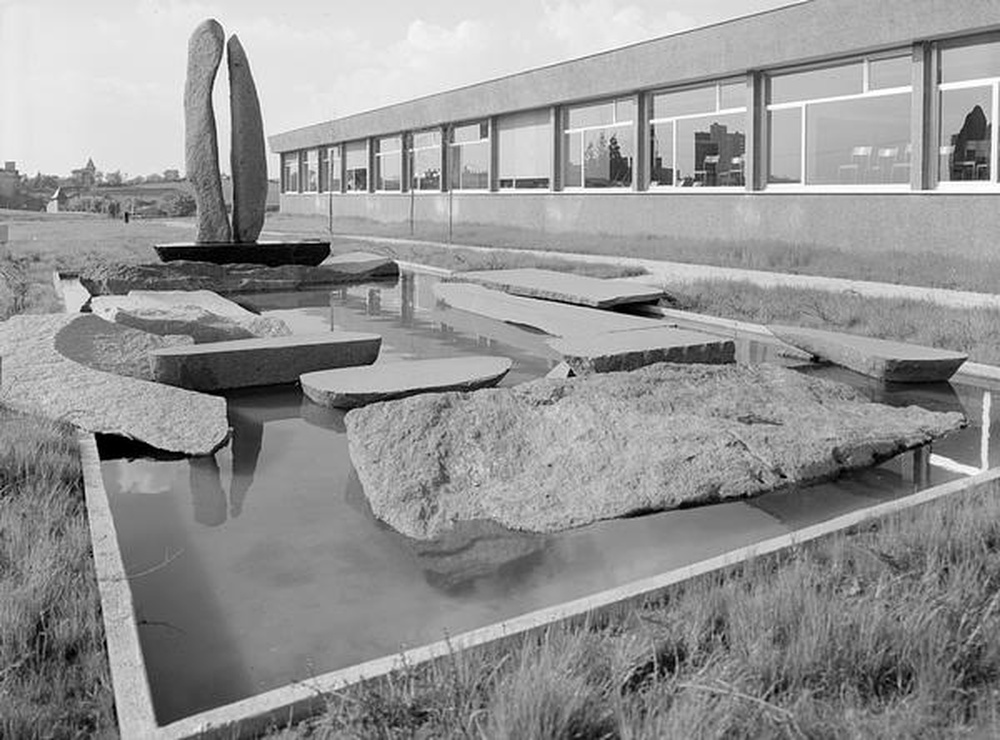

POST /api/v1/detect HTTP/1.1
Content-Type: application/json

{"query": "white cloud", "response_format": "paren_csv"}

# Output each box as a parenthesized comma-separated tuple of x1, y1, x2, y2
(541, 0, 694, 57)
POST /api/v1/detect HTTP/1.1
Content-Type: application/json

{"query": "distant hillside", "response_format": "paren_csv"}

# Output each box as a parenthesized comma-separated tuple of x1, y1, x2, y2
(96, 179, 280, 209)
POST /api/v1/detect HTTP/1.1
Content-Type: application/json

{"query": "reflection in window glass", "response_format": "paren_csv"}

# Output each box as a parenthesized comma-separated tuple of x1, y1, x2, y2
(282, 152, 298, 193)
(563, 97, 634, 188)
(375, 136, 402, 191)
(345, 141, 368, 192)
(649, 83, 746, 188)
(318, 148, 329, 192)
(806, 95, 911, 184)
(770, 62, 863, 104)
(563, 131, 582, 187)
(649, 121, 674, 186)
(768, 108, 802, 183)
(408, 130, 441, 191)
(939, 86, 993, 182)
(449, 122, 489, 190)
(565, 101, 615, 130)
(582, 127, 633, 187)
(869, 55, 911, 89)
(305, 150, 319, 191)
(498, 109, 552, 189)
(328, 147, 342, 192)
(940, 39, 1000, 84)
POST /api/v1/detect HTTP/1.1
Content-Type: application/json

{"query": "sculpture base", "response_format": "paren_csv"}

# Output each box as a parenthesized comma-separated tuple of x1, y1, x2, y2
(154, 240, 331, 267)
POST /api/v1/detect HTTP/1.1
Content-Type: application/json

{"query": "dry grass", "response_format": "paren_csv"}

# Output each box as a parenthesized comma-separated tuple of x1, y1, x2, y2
(0, 409, 116, 738)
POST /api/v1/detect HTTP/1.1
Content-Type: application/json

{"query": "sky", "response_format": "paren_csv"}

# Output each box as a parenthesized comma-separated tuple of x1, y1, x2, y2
(0, 0, 802, 180)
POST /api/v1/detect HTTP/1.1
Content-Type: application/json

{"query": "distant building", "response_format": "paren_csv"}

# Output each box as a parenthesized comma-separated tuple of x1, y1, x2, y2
(0, 161, 19, 200)
(71, 158, 97, 189)
(269, 0, 1000, 260)
(163, 169, 180, 181)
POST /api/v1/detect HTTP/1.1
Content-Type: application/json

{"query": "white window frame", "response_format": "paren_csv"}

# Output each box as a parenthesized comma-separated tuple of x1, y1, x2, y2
(374, 135, 404, 193)
(448, 121, 491, 192)
(561, 97, 636, 192)
(765, 53, 913, 192)
(408, 130, 442, 193)
(282, 152, 299, 193)
(936, 75, 1000, 191)
(303, 149, 319, 193)
(497, 109, 553, 192)
(344, 140, 369, 194)
(648, 80, 747, 191)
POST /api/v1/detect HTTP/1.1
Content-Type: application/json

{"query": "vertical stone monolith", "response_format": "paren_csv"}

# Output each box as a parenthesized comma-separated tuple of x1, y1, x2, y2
(227, 34, 267, 244)
(185, 19, 232, 244)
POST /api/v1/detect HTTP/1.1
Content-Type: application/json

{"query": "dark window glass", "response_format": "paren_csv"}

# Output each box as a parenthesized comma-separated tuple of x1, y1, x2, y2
(869, 55, 911, 89)
(318, 148, 329, 192)
(329, 148, 342, 192)
(563, 131, 582, 187)
(939, 86, 993, 182)
(940, 39, 1000, 84)
(805, 93, 911, 184)
(345, 141, 368, 192)
(768, 107, 802, 183)
(675, 113, 746, 187)
(770, 62, 863, 104)
(649, 121, 674, 186)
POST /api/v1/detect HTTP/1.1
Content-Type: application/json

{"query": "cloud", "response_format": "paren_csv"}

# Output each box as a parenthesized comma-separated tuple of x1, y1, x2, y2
(541, 0, 694, 57)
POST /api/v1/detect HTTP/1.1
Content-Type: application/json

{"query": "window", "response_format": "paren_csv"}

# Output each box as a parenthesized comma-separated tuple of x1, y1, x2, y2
(938, 38, 1000, 185)
(562, 97, 634, 188)
(408, 130, 442, 190)
(318, 148, 328, 193)
(375, 135, 402, 191)
(449, 122, 490, 190)
(650, 81, 746, 188)
(281, 152, 299, 193)
(328, 146, 342, 193)
(767, 54, 912, 186)
(303, 150, 319, 192)
(498, 109, 552, 189)
(345, 140, 368, 192)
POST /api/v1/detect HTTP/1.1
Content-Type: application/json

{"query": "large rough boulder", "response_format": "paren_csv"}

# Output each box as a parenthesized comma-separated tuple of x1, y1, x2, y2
(185, 19, 231, 244)
(80, 260, 400, 296)
(227, 34, 267, 244)
(91, 290, 290, 343)
(346, 363, 965, 540)
(0, 314, 229, 455)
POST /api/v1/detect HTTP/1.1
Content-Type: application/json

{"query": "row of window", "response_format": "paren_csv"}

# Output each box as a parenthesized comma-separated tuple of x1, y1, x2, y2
(281, 36, 1000, 194)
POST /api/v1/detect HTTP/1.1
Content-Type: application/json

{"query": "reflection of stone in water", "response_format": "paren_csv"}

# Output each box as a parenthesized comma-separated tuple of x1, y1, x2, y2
(408, 519, 549, 594)
(366, 288, 381, 315)
(400, 272, 415, 326)
(190, 455, 227, 526)
(299, 396, 347, 433)
(228, 407, 263, 518)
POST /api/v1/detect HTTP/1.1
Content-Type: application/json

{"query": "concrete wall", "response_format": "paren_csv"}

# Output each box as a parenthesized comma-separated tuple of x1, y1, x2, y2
(282, 191, 1000, 262)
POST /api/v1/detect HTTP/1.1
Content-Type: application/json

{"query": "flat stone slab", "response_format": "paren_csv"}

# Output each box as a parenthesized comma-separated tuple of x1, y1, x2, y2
(154, 240, 330, 266)
(549, 325, 735, 374)
(324, 251, 399, 279)
(433, 282, 662, 337)
(345, 362, 966, 540)
(0, 314, 228, 455)
(301, 356, 512, 409)
(768, 325, 968, 382)
(151, 331, 381, 390)
(90, 290, 290, 343)
(80, 259, 399, 296)
(453, 268, 664, 308)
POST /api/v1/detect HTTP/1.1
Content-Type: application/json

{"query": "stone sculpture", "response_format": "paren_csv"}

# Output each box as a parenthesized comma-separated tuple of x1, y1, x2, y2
(184, 19, 231, 244)
(227, 35, 267, 243)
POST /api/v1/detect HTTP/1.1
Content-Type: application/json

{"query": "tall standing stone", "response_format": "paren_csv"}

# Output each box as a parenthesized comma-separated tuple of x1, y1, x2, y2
(185, 19, 231, 244)
(227, 35, 267, 244)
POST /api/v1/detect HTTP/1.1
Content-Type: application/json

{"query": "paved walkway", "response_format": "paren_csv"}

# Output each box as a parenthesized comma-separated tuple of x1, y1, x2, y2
(309, 231, 1000, 312)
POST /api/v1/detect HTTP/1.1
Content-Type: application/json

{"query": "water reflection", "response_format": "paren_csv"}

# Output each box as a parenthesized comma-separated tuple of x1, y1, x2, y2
(187, 407, 264, 526)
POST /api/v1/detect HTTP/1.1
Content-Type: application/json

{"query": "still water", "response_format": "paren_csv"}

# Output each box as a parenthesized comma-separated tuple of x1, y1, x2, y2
(99, 271, 996, 723)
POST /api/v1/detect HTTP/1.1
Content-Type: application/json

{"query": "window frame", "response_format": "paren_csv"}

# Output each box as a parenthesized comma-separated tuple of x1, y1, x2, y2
(497, 108, 554, 192)
(281, 151, 300, 193)
(764, 51, 914, 191)
(561, 96, 636, 192)
(374, 134, 404, 193)
(407, 130, 443, 193)
(344, 140, 369, 194)
(448, 120, 491, 192)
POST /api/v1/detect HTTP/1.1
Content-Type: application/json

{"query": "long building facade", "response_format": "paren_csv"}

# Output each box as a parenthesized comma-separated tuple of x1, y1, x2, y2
(269, 0, 1000, 261)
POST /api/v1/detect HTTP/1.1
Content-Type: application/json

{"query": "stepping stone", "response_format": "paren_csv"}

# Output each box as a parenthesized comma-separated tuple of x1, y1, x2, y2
(453, 268, 664, 308)
(549, 326, 735, 374)
(301, 356, 512, 409)
(151, 331, 381, 391)
(324, 251, 399, 278)
(768, 325, 968, 383)
(0, 314, 228, 455)
(433, 282, 662, 337)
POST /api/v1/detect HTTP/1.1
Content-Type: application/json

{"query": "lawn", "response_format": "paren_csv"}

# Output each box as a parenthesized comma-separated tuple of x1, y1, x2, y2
(3, 210, 1000, 738)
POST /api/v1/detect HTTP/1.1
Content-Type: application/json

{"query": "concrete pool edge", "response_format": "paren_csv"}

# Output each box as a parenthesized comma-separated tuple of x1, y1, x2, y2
(79, 426, 1000, 739)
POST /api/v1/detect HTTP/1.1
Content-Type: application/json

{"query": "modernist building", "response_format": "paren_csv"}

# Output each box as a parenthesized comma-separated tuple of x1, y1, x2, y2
(269, 0, 1000, 261)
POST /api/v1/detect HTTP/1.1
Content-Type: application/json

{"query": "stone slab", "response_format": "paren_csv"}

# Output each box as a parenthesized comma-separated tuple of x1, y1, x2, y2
(433, 281, 662, 337)
(80, 259, 398, 296)
(0, 314, 228, 455)
(154, 240, 330, 267)
(151, 331, 381, 390)
(90, 290, 290, 343)
(301, 356, 512, 409)
(346, 362, 966, 540)
(453, 268, 665, 308)
(324, 251, 400, 278)
(768, 325, 968, 382)
(548, 325, 735, 374)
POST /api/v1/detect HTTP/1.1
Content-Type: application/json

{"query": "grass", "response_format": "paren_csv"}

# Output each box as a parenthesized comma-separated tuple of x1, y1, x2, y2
(0, 409, 116, 737)
(666, 280, 1000, 365)
(270, 479, 1000, 738)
